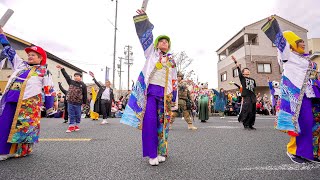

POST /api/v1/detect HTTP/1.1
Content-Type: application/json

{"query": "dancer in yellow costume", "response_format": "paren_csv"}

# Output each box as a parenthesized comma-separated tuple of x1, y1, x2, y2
(90, 87, 99, 120)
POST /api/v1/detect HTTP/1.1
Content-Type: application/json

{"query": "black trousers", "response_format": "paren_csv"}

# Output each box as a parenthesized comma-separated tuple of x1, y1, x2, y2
(64, 102, 68, 121)
(238, 96, 256, 127)
(100, 99, 112, 119)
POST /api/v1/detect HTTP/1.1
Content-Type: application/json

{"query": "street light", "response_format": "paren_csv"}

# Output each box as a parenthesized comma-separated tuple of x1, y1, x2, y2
(111, 0, 118, 89)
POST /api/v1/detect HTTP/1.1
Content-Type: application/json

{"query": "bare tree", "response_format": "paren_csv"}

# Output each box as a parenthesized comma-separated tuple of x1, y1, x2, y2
(173, 51, 194, 73)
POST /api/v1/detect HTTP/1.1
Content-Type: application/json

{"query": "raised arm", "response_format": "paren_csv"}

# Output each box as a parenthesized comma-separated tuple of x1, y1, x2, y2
(212, 89, 220, 96)
(261, 16, 290, 62)
(89, 71, 102, 88)
(0, 27, 26, 70)
(231, 55, 245, 81)
(57, 65, 72, 85)
(133, 9, 155, 58)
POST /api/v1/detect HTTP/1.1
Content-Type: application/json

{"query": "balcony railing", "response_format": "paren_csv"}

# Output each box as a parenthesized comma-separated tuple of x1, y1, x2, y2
(229, 44, 245, 55)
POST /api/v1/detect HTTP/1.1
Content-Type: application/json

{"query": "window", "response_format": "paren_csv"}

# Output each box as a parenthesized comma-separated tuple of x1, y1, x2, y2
(257, 63, 271, 73)
(221, 72, 227, 82)
(233, 68, 239, 77)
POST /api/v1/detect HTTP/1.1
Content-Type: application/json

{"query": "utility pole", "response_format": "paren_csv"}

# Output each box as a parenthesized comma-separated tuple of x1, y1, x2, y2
(117, 57, 125, 95)
(111, 0, 118, 88)
(124, 45, 133, 90)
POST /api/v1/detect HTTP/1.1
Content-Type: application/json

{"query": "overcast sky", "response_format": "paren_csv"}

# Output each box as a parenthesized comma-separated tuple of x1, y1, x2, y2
(0, 0, 319, 89)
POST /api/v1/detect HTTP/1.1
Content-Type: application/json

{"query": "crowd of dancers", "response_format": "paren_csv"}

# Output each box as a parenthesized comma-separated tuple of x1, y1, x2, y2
(0, 8, 319, 167)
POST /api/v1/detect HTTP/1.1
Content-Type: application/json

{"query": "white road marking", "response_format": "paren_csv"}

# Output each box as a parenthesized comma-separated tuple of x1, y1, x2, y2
(39, 138, 92, 142)
(240, 163, 320, 171)
(198, 126, 241, 129)
(224, 117, 275, 120)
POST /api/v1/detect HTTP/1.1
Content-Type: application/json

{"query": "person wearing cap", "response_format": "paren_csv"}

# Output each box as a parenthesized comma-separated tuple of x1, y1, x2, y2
(0, 27, 56, 161)
(56, 65, 87, 133)
(120, 9, 178, 166)
(171, 72, 197, 130)
(262, 16, 320, 163)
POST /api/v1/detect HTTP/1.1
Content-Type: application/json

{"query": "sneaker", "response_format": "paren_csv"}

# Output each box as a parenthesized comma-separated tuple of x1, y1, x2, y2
(0, 154, 15, 161)
(220, 116, 225, 119)
(66, 126, 75, 133)
(63, 120, 68, 123)
(149, 158, 159, 166)
(0, 155, 9, 161)
(249, 126, 256, 130)
(244, 126, 250, 130)
(100, 120, 108, 125)
(157, 155, 166, 163)
(286, 152, 310, 164)
(74, 126, 80, 131)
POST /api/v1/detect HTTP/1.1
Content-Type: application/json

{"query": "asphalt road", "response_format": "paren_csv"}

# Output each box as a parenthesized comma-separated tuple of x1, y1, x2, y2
(0, 115, 319, 180)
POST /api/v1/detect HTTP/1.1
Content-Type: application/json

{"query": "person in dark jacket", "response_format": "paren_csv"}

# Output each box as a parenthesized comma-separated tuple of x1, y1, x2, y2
(232, 56, 257, 130)
(89, 71, 115, 125)
(56, 65, 87, 133)
(58, 82, 69, 123)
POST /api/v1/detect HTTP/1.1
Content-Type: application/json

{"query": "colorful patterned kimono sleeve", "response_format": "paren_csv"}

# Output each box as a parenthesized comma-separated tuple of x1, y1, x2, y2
(0, 34, 25, 71)
(43, 71, 56, 115)
(261, 18, 291, 62)
(133, 14, 155, 58)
